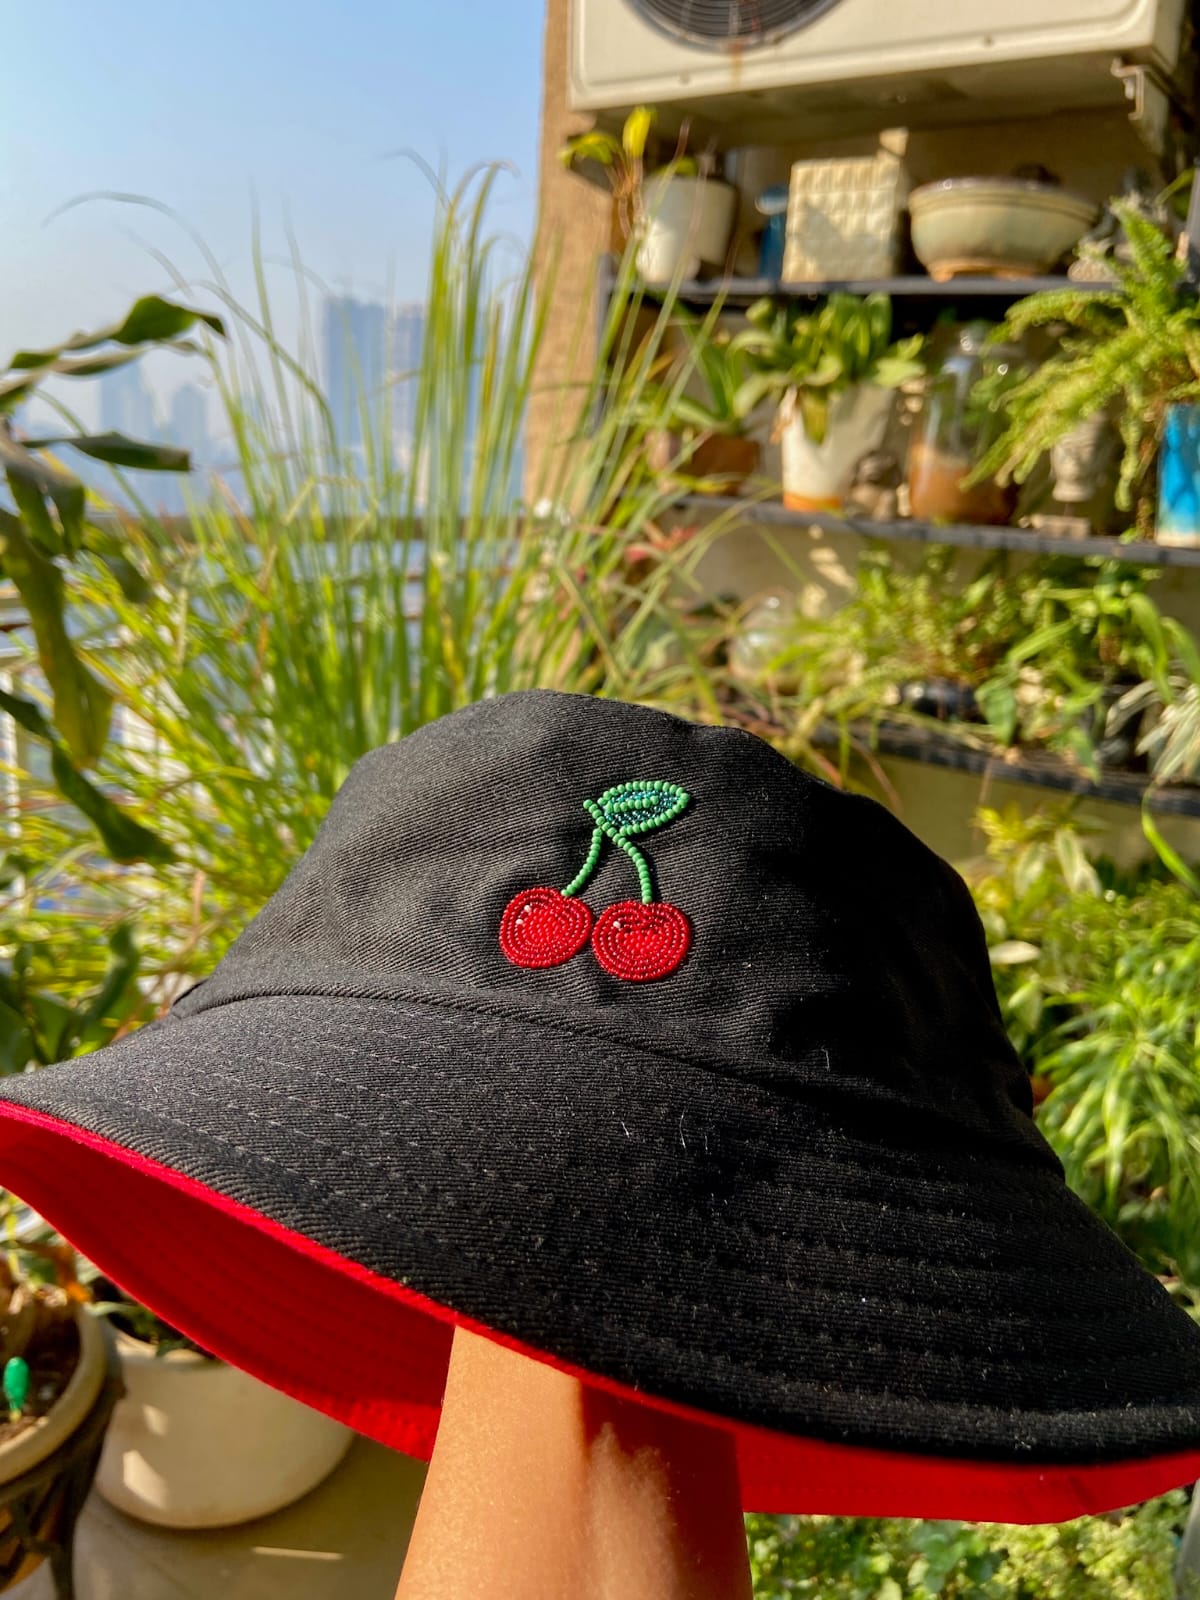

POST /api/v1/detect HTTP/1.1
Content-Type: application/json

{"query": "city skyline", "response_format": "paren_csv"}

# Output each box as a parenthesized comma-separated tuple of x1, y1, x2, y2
(2, 2, 541, 378)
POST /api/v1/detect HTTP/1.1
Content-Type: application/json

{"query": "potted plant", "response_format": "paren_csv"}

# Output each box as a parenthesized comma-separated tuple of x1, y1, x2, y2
(643, 318, 763, 494)
(85, 1272, 354, 1530)
(0, 1204, 114, 1593)
(560, 106, 736, 285)
(789, 547, 1024, 731)
(971, 198, 1200, 543)
(973, 558, 1200, 778)
(731, 294, 923, 510)
(968, 808, 1200, 1306)
(0, 919, 353, 1533)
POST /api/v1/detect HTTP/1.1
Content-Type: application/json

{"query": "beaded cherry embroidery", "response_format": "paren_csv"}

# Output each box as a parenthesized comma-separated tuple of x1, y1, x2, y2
(499, 780, 692, 982)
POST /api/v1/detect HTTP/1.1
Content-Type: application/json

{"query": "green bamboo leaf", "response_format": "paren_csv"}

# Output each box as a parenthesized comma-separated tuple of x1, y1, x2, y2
(594, 780, 689, 837)
(0, 430, 85, 553)
(23, 432, 192, 473)
(72, 924, 141, 1050)
(9, 296, 224, 369)
(0, 513, 111, 763)
(0, 684, 170, 864)
(48, 743, 174, 865)
(0, 1001, 35, 1077)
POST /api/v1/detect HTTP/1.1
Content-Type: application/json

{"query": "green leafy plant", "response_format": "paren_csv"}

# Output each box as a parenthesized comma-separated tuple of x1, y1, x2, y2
(731, 294, 923, 443)
(972, 200, 1200, 531)
(756, 548, 1026, 748)
(0, 172, 733, 1009)
(0, 918, 141, 1076)
(966, 806, 1200, 1299)
(0, 297, 224, 867)
(663, 316, 758, 439)
(746, 1495, 1190, 1599)
(559, 104, 696, 242)
(974, 558, 1200, 776)
(0, 296, 223, 771)
(84, 1271, 209, 1358)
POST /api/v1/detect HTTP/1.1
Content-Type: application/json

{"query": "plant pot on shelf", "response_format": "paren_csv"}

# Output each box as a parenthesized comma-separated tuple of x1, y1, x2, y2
(95, 1327, 354, 1529)
(780, 385, 895, 512)
(687, 432, 761, 492)
(645, 430, 761, 494)
(637, 173, 737, 284)
(1157, 403, 1200, 548)
(898, 679, 982, 722)
(0, 1303, 110, 1592)
(909, 178, 1097, 280)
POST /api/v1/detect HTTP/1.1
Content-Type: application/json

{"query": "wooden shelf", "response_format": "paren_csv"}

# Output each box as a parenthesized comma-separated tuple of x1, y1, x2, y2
(674, 495, 1200, 570)
(596, 258, 1109, 339)
(818, 718, 1200, 817)
(645, 272, 1096, 311)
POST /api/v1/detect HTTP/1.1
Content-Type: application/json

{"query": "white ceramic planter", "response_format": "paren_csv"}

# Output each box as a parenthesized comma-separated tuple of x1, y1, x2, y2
(637, 174, 736, 284)
(96, 1331, 353, 1528)
(779, 385, 896, 511)
(0, 1304, 107, 1487)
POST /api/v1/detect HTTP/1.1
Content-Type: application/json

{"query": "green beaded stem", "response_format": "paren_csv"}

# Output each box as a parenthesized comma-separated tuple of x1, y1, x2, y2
(560, 781, 689, 905)
(561, 826, 605, 898)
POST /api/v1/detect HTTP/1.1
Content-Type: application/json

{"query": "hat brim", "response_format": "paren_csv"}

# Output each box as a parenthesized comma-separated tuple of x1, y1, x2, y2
(0, 989, 1198, 1522)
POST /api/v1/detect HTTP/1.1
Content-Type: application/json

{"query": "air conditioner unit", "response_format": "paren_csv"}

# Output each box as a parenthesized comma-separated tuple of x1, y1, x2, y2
(569, 0, 1189, 140)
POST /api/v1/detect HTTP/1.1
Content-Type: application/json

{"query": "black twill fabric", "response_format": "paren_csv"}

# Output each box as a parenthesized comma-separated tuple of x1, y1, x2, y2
(3, 687, 1200, 1463)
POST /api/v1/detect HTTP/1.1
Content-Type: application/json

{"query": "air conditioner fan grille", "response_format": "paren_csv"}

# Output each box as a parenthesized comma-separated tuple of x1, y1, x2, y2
(629, 0, 841, 46)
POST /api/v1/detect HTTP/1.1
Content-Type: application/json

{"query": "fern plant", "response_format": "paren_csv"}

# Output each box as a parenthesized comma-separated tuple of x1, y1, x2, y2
(972, 201, 1200, 532)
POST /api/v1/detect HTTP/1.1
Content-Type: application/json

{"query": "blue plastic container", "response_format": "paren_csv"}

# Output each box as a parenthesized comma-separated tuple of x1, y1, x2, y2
(1158, 403, 1200, 547)
(756, 185, 789, 280)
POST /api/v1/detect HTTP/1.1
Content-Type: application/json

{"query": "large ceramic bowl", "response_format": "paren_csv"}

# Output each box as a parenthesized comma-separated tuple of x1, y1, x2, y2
(910, 178, 1098, 280)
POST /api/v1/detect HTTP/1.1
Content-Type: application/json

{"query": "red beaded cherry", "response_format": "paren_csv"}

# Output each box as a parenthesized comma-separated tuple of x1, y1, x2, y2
(499, 886, 593, 970)
(592, 899, 692, 982)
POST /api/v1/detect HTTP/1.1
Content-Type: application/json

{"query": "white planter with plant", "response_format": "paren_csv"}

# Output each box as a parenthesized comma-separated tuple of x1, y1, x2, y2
(733, 294, 922, 512)
(561, 105, 735, 285)
(638, 169, 736, 284)
(91, 1285, 353, 1529)
(777, 384, 897, 512)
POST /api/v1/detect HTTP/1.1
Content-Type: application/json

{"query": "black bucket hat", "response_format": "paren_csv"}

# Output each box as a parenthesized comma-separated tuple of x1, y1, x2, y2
(1, 688, 1198, 1521)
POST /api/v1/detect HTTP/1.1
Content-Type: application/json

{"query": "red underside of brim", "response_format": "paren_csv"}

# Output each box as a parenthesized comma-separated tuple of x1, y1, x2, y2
(2, 1102, 1198, 1521)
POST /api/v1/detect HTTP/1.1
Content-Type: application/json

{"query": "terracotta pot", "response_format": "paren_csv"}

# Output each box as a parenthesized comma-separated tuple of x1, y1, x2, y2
(688, 434, 761, 492)
(0, 1306, 109, 1590)
(907, 440, 1016, 526)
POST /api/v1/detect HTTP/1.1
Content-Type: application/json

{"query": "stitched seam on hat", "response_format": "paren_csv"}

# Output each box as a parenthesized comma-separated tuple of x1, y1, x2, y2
(172, 1052, 1112, 1297)
(60, 1082, 1198, 1415)
(186, 1043, 1074, 1214)
(175, 978, 1051, 1172)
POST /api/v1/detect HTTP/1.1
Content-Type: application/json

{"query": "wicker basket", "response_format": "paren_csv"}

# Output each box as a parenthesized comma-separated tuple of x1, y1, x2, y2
(782, 130, 909, 282)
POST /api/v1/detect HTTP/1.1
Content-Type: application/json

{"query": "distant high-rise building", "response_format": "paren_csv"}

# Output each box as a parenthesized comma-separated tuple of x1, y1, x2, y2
(390, 304, 425, 460)
(98, 362, 158, 442)
(322, 296, 387, 450)
(168, 383, 210, 464)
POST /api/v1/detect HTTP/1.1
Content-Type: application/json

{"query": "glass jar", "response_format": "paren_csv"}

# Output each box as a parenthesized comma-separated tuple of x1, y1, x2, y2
(907, 323, 1024, 526)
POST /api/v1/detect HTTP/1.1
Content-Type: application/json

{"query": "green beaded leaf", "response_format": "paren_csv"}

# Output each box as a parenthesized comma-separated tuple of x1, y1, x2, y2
(593, 780, 689, 838)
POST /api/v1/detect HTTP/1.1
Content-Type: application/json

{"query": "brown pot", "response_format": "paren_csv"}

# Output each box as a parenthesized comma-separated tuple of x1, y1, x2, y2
(687, 433, 761, 493)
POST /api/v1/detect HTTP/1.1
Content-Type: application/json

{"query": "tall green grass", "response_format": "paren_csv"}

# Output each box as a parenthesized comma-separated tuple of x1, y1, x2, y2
(2, 169, 743, 1008)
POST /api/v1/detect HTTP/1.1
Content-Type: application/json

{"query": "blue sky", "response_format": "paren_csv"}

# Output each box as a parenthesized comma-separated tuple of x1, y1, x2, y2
(1, 0, 544, 422)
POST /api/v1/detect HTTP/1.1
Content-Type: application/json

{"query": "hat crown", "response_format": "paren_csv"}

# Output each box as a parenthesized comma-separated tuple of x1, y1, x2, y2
(188, 690, 1034, 1147)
